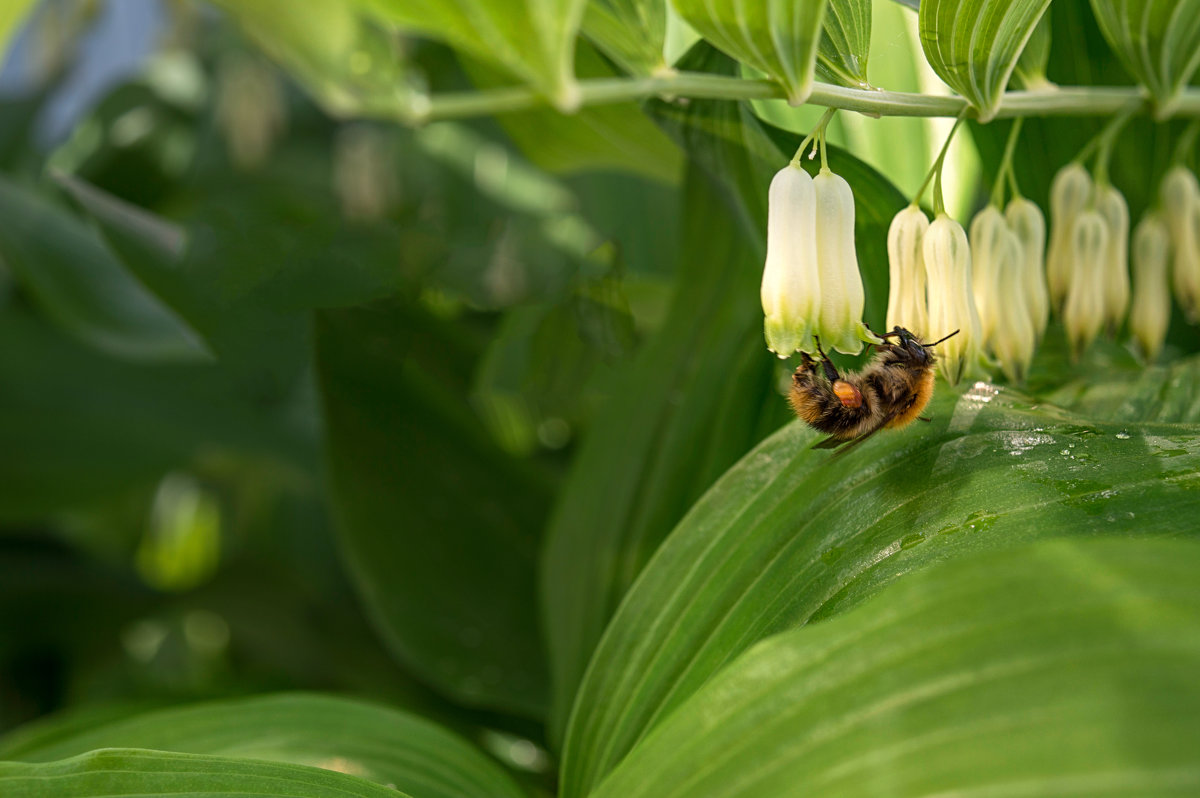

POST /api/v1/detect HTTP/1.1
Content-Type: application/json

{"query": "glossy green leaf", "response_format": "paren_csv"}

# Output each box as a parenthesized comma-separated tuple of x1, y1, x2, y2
(919, 0, 1052, 121)
(559, 384, 1200, 798)
(544, 43, 907, 748)
(0, 693, 526, 798)
(209, 0, 414, 118)
(316, 303, 551, 718)
(582, 0, 667, 75)
(1089, 0, 1200, 117)
(0, 178, 206, 362)
(816, 0, 872, 88)
(669, 0, 828, 104)
(1012, 7, 1052, 88)
(0, 749, 410, 798)
(590, 538, 1200, 798)
(364, 0, 585, 110)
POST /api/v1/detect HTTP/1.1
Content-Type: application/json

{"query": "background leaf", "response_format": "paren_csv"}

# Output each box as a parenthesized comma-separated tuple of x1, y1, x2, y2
(0, 1, 35, 66)
(590, 538, 1200, 798)
(668, 0, 828, 104)
(0, 177, 206, 362)
(364, 0, 585, 109)
(0, 749, 411, 798)
(582, 0, 667, 75)
(560, 384, 1200, 798)
(1089, 0, 1200, 116)
(919, 0, 1053, 120)
(0, 693, 527, 798)
(1012, 7, 1052, 88)
(816, 0, 872, 88)
(316, 302, 552, 718)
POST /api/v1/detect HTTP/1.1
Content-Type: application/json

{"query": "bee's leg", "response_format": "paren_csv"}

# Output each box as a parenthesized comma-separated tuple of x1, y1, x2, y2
(918, 416, 932, 422)
(813, 336, 840, 382)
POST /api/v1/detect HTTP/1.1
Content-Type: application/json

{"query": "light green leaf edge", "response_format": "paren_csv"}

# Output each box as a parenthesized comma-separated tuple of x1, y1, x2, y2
(1012, 5, 1052, 89)
(591, 537, 1200, 798)
(0, 748, 412, 798)
(1089, 0, 1200, 118)
(559, 385, 1200, 798)
(362, 0, 586, 110)
(0, 692, 526, 798)
(919, 0, 1053, 121)
(669, 0, 829, 105)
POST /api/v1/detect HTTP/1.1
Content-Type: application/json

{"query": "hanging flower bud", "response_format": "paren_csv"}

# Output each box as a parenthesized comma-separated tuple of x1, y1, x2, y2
(924, 214, 984, 385)
(1094, 184, 1130, 333)
(1129, 212, 1172, 361)
(987, 228, 1037, 383)
(886, 205, 929, 336)
(968, 205, 1009, 345)
(1063, 211, 1110, 359)
(1160, 165, 1200, 321)
(813, 168, 873, 354)
(1046, 163, 1093, 311)
(1005, 197, 1049, 340)
(761, 164, 819, 356)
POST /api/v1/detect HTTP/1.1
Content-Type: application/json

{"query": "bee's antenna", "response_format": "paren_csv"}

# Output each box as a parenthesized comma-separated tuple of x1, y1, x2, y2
(923, 329, 960, 347)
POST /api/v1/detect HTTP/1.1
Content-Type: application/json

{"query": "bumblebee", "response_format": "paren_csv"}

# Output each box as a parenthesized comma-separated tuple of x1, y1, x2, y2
(789, 326, 958, 452)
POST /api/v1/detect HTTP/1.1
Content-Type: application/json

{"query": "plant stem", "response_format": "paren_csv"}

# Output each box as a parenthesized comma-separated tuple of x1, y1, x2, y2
(410, 73, 1200, 124)
(991, 117, 1024, 207)
(914, 112, 968, 213)
(792, 107, 837, 165)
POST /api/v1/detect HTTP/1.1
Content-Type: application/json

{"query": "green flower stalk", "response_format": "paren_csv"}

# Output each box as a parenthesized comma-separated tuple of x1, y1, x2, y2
(1094, 184, 1130, 333)
(1047, 163, 1093, 311)
(761, 164, 819, 356)
(1063, 210, 1110, 359)
(1129, 211, 1172, 361)
(812, 168, 873, 355)
(886, 205, 930, 338)
(924, 214, 984, 385)
(1161, 165, 1200, 322)
(1006, 197, 1049, 340)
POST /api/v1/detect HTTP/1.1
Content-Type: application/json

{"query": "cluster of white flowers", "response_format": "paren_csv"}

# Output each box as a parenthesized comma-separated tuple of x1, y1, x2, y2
(762, 145, 1198, 382)
(761, 163, 874, 358)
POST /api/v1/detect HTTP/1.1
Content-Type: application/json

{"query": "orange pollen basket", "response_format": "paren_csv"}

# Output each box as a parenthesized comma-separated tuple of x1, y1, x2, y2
(832, 380, 863, 409)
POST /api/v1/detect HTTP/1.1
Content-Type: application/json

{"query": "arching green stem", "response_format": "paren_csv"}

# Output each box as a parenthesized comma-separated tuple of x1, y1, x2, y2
(990, 117, 1024, 207)
(913, 111, 969, 214)
(791, 107, 838, 166)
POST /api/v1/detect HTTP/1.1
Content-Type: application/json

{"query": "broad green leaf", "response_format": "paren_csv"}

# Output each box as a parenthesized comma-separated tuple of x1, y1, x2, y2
(364, 0, 585, 110)
(919, 0, 1053, 121)
(0, 178, 207, 362)
(582, 0, 668, 74)
(816, 0, 872, 88)
(461, 41, 683, 182)
(0, 1, 34, 67)
(1012, 7, 1052, 88)
(208, 0, 414, 118)
(0, 693, 526, 798)
(1089, 0, 1200, 117)
(548, 41, 907, 762)
(316, 303, 551, 718)
(590, 538, 1200, 798)
(559, 385, 1200, 798)
(0, 748, 410, 798)
(669, 0, 829, 104)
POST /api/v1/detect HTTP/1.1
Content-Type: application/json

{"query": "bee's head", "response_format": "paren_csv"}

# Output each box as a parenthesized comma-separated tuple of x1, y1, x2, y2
(881, 326, 958, 366)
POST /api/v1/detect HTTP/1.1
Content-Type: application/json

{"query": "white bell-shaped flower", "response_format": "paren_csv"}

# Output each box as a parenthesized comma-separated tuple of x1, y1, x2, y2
(886, 205, 929, 337)
(924, 213, 984, 385)
(987, 227, 1037, 383)
(1047, 163, 1093, 311)
(1161, 165, 1200, 322)
(968, 205, 1009, 345)
(1063, 210, 1110, 359)
(813, 168, 872, 355)
(1006, 197, 1049, 340)
(1094, 184, 1130, 333)
(1129, 212, 1172, 361)
(761, 164, 819, 356)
